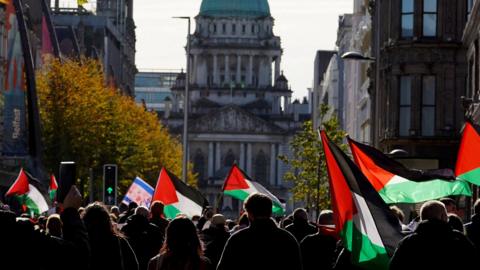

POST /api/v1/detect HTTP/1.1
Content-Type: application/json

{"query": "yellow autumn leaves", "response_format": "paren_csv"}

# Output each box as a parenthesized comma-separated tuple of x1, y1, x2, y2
(37, 58, 196, 196)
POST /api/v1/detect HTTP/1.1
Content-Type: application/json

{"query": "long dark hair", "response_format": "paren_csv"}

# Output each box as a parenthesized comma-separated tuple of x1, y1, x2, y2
(161, 217, 203, 261)
(83, 202, 121, 239)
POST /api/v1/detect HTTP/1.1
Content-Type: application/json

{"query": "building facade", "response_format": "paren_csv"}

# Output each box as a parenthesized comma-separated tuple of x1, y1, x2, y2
(312, 50, 336, 131)
(464, 0, 479, 122)
(51, 0, 137, 95)
(372, 0, 469, 169)
(134, 71, 179, 116)
(165, 0, 309, 216)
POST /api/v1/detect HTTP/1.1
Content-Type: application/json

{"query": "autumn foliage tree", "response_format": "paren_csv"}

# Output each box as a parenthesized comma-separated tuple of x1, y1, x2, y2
(279, 104, 346, 216)
(37, 58, 196, 198)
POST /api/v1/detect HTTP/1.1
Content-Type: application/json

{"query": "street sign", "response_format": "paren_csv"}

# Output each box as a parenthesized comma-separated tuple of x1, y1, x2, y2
(103, 164, 117, 205)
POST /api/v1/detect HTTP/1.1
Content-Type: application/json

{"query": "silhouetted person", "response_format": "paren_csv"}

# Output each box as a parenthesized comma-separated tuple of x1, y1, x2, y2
(150, 201, 169, 240)
(46, 214, 63, 238)
(119, 202, 138, 224)
(148, 217, 212, 270)
(123, 206, 163, 270)
(83, 202, 139, 270)
(448, 213, 464, 233)
(285, 208, 318, 243)
(465, 199, 480, 251)
(203, 214, 230, 267)
(217, 193, 302, 270)
(301, 210, 338, 270)
(390, 200, 475, 269)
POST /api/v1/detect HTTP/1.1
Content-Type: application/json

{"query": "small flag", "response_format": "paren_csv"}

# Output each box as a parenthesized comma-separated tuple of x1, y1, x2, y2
(348, 137, 471, 203)
(122, 177, 154, 207)
(77, 0, 88, 6)
(320, 131, 403, 269)
(152, 168, 208, 219)
(6, 168, 50, 216)
(223, 164, 285, 215)
(456, 121, 480, 185)
(49, 174, 58, 201)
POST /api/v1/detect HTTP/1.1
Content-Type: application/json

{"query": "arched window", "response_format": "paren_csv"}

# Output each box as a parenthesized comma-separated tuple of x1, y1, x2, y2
(224, 149, 236, 167)
(254, 150, 268, 185)
(193, 150, 206, 184)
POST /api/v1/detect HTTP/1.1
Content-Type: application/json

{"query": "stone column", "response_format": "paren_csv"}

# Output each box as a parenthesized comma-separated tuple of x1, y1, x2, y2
(247, 55, 253, 86)
(225, 55, 230, 83)
(208, 142, 214, 177)
(239, 143, 245, 170)
(276, 144, 282, 186)
(275, 55, 281, 80)
(267, 56, 273, 86)
(213, 54, 219, 85)
(215, 142, 221, 171)
(270, 143, 276, 186)
(192, 54, 198, 84)
(246, 143, 252, 175)
(236, 55, 242, 83)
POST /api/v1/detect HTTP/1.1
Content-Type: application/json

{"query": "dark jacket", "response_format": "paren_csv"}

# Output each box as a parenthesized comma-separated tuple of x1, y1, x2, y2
(203, 225, 231, 267)
(285, 220, 318, 243)
(300, 230, 337, 270)
(465, 214, 480, 250)
(390, 219, 475, 269)
(89, 234, 139, 270)
(123, 214, 164, 270)
(217, 218, 302, 270)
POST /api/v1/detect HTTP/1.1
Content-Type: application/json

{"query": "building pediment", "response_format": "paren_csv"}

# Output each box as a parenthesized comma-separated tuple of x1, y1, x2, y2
(189, 105, 285, 134)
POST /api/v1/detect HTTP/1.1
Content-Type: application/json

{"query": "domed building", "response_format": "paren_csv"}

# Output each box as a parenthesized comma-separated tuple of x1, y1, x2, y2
(166, 0, 309, 216)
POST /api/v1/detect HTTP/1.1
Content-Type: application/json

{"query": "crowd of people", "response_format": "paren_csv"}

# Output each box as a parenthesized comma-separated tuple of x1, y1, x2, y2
(1, 186, 480, 269)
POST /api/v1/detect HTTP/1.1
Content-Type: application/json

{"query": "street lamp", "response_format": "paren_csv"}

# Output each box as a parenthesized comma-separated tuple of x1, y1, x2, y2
(341, 51, 376, 61)
(173, 16, 191, 183)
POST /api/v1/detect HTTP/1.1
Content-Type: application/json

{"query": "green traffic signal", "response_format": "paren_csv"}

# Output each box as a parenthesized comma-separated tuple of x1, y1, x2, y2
(107, 186, 113, 195)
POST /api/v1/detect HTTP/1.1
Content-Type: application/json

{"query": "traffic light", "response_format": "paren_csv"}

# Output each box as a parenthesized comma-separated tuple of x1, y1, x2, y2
(103, 164, 117, 205)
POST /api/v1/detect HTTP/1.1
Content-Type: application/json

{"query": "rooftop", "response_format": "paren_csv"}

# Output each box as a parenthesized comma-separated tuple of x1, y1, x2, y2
(199, 0, 271, 18)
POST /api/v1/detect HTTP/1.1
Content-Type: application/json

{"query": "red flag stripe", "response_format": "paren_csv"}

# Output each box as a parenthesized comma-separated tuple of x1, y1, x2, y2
(456, 122, 480, 176)
(152, 168, 179, 205)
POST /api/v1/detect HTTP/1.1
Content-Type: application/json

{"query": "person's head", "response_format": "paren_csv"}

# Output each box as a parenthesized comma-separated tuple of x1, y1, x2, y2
(161, 217, 202, 257)
(473, 199, 480, 216)
(317, 210, 334, 226)
(203, 206, 214, 219)
(211, 214, 226, 229)
(150, 201, 165, 219)
(46, 214, 62, 237)
(244, 193, 272, 221)
(78, 207, 85, 218)
(292, 208, 309, 223)
(390, 206, 405, 224)
(83, 202, 115, 238)
(448, 213, 464, 232)
(439, 198, 457, 213)
(110, 206, 120, 218)
(238, 213, 249, 227)
(128, 202, 138, 212)
(420, 200, 448, 222)
(134, 206, 149, 218)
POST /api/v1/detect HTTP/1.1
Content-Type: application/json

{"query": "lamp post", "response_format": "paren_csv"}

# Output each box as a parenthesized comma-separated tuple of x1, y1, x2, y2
(173, 16, 191, 183)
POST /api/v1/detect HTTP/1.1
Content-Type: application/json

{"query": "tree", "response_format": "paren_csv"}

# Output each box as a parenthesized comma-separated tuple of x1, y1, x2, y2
(279, 104, 346, 216)
(36, 58, 196, 199)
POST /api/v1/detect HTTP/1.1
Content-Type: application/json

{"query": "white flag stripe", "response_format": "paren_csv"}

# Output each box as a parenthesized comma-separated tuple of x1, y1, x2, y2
(171, 191, 204, 218)
(28, 184, 49, 214)
(351, 192, 385, 248)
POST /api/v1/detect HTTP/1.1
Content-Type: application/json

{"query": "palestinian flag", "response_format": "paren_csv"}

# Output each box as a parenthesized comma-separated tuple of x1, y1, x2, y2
(456, 121, 480, 185)
(223, 164, 285, 215)
(49, 174, 58, 201)
(152, 168, 208, 219)
(348, 137, 471, 204)
(321, 131, 403, 269)
(6, 168, 49, 215)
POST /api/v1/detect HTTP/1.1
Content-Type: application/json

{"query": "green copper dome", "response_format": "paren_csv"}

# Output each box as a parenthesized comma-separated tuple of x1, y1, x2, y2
(199, 0, 271, 17)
